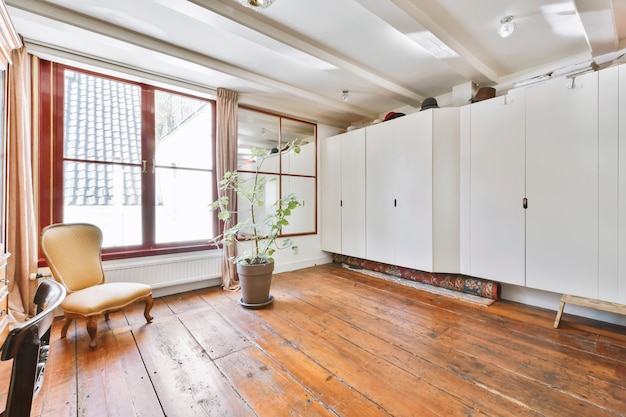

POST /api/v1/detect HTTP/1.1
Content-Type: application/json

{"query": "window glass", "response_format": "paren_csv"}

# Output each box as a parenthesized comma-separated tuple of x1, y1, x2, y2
(154, 90, 214, 244)
(62, 71, 144, 246)
(64, 70, 141, 164)
(63, 161, 142, 247)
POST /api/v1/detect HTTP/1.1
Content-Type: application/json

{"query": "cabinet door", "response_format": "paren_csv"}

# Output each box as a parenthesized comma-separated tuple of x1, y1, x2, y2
(597, 66, 619, 302)
(394, 112, 433, 270)
(431, 108, 460, 273)
(619, 65, 626, 303)
(525, 72, 599, 297)
(320, 135, 342, 253)
(341, 130, 366, 258)
(366, 122, 396, 265)
(470, 94, 526, 285)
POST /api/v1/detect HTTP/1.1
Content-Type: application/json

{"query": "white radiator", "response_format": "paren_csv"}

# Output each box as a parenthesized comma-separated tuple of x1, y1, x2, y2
(103, 251, 222, 288)
(37, 250, 224, 297)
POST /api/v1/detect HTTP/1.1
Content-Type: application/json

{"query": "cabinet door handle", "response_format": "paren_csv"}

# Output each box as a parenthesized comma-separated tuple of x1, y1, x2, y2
(394, 199, 397, 207)
(523, 198, 528, 209)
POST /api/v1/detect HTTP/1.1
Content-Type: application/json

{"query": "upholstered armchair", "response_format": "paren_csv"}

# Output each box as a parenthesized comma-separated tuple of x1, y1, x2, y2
(40, 223, 153, 348)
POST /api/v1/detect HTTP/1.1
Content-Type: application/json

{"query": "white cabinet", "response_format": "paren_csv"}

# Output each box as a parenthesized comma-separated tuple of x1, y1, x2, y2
(601, 64, 626, 304)
(619, 65, 626, 304)
(467, 93, 526, 285)
(320, 129, 366, 258)
(597, 66, 620, 302)
(320, 134, 341, 254)
(525, 71, 599, 297)
(365, 120, 397, 265)
(461, 67, 626, 304)
(365, 109, 460, 273)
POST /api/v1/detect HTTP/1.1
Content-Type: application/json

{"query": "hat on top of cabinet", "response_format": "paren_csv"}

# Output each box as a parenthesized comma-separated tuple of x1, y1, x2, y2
(420, 97, 439, 111)
(470, 87, 496, 103)
(383, 112, 406, 121)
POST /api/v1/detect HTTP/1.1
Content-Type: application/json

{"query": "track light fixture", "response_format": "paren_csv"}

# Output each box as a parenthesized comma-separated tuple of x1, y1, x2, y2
(238, 0, 275, 10)
(498, 16, 515, 38)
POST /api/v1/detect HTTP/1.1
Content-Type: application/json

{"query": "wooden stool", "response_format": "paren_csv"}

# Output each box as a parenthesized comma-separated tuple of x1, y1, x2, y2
(554, 294, 626, 328)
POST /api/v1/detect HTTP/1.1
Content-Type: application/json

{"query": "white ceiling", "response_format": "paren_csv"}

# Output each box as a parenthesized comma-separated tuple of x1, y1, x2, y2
(6, 0, 626, 128)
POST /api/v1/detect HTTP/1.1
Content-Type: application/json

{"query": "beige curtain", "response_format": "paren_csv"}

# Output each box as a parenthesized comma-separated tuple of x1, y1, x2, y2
(216, 88, 240, 291)
(7, 46, 38, 321)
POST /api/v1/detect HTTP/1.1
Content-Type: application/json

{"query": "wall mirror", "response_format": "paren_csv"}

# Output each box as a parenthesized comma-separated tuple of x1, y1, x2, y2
(237, 107, 317, 236)
(237, 109, 280, 174)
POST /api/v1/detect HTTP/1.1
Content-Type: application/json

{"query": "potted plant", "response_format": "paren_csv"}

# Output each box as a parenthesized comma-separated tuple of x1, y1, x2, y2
(210, 140, 301, 308)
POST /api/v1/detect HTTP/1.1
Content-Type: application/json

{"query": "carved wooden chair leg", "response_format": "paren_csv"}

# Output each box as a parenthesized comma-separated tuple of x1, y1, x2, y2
(144, 296, 154, 323)
(61, 318, 73, 338)
(86, 316, 99, 348)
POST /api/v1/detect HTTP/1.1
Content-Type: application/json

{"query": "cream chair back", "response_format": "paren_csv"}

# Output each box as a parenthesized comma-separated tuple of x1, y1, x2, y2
(41, 223, 106, 293)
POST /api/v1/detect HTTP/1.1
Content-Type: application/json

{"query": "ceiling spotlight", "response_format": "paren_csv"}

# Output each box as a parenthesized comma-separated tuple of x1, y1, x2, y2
(498, 16, 515, 38)
(238, 0, 275, 10)
(342, 90, 350, 101)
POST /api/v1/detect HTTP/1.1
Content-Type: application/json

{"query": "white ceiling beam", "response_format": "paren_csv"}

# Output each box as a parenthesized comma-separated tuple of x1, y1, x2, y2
(574, 0, 619, 57)
(352, 0, 491, 85)
(389, 0, 502, 84)
(188, 0, 425, 106)
(6, 0, 378, 121)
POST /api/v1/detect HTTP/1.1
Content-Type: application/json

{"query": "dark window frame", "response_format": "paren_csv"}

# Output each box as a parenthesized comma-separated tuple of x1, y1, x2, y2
(36, 60, 219, 263)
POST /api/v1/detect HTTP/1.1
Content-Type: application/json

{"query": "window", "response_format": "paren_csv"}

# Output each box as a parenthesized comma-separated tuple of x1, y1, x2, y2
(37, 61, 217, 258)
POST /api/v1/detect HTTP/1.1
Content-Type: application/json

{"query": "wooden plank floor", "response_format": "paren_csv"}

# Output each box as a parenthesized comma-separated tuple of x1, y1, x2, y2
(2, 263, 626, 416)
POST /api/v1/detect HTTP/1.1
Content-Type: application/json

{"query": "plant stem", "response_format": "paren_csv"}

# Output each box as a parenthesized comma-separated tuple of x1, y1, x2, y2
(250, 158, 263, 261)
